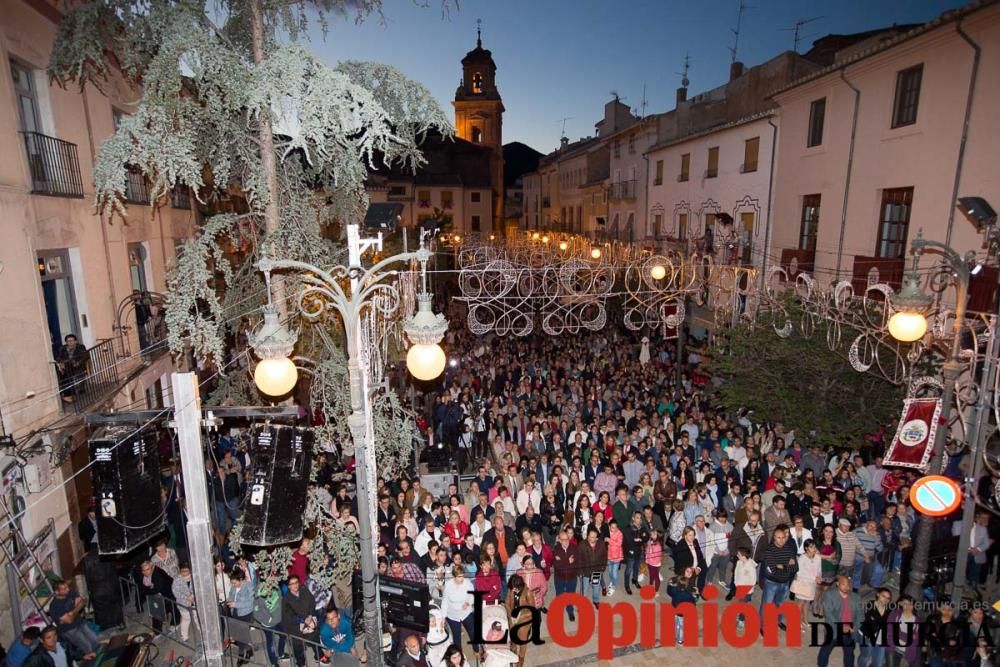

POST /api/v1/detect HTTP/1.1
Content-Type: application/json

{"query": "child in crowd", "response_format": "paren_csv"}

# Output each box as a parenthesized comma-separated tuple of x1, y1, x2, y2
(645, 529, 664, 592)
(666, 566, 698, 645)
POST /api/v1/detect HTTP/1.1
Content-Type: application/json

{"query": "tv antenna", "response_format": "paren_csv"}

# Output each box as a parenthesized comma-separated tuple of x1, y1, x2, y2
(781, 16, 824, 52)
(677, 53, 691, 88)
(557, 117, 574, 138)
(730, 1, 753, 64)
(639, 83, 648, 118)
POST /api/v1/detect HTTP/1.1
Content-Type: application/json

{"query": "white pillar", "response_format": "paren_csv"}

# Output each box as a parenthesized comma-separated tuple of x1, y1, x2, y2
(171, 372, 223, 667)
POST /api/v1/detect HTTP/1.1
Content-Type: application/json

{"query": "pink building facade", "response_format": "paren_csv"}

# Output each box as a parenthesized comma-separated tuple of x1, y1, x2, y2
(770, 2, 1000, 310)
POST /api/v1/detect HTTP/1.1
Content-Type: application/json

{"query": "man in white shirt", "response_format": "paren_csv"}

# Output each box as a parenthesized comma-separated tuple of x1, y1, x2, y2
(681, 416, 699, 443)
(413, 522, 441, 558)
(516, 480, 541, 515)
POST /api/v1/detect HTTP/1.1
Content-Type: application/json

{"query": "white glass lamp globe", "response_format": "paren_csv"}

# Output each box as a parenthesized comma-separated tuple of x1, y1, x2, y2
(650, 264, 667, 280)
(559, 241, 568, 251)
(888, 311, 928, 343)
(254, 357, 298, 396)
(407, 343, 446, 381)
(590, 247, 602, 260)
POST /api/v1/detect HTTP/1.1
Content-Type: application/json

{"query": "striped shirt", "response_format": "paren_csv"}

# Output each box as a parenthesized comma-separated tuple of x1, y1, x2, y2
(854, 528, 883, 558)
(761, 541, 798, 583)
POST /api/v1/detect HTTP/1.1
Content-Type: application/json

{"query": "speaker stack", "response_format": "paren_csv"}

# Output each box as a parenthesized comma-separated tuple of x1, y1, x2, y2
(89, 425, 162, 555)
(240, 424, 314, 546)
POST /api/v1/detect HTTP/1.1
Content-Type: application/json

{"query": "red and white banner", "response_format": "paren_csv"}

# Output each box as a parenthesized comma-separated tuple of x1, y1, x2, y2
(884, 398, 942, 470)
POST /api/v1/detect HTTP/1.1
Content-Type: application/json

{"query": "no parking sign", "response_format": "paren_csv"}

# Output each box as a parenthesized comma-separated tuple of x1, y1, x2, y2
(910, 475, 962, 517)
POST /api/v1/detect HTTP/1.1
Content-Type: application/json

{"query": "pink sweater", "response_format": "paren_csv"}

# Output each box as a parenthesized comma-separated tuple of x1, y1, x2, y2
(608, 531, 624, 562)
(645, 541, 663, 567)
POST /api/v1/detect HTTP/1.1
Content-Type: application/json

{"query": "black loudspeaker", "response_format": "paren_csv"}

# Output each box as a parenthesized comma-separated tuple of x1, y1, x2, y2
(241, 424, 313, 546)
(90, 425, 162, 555)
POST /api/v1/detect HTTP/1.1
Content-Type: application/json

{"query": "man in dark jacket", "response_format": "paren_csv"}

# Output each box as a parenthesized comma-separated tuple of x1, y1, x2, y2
(621, 512, 647, 595)
(481, 515, 518, 570)
(24, 626, 91, 667)
(134, 560, 175, 632)
(577, 528, 608, 608)
(282, 575, 318, 667)
(727, 511, 767, 600)
(551, 529, 580, 621)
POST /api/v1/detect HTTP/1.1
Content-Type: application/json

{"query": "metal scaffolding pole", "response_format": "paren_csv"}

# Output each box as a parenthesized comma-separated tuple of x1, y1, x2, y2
(171, 372, 223, 667)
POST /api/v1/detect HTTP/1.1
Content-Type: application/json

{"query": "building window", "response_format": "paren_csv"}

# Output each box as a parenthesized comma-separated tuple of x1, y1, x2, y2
(892, 64, 923, 128)
(628, 134, 635, 154)
(561, 207, 566, 228)
(742, 137, 759, 173)
(11, 59, 41, 133)
(613, 139, 621, 159)
(472, 72, 484, 94)
(679, 154, 690, 182)
(740, 212, 754, 264)
(576, 205, 582, 232)
(678, 213, 688, 239)
(808, 98, 826, 147)
(37, 249, 82, 359)
(471, 127, 482, 143)
(128, 243, 149, 292)
(441, 190, 454, 210)
(705, 147, 719, 178)
(876, 187, 914, 259)
(471, 191, 481, 203)
(471, 215, 481, 232)
(417, 190, 431, 208)
(654, 160, 664, 186)
(388, 185, 406, 197)
(799, 194, 821, 251)
(654, 213, 663, 236)
(705, 213, 717, 235)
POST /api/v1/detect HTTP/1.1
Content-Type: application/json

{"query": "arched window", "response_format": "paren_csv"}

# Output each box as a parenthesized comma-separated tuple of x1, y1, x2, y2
(471, 127, 482, 143)
(472, 72, 484, 94)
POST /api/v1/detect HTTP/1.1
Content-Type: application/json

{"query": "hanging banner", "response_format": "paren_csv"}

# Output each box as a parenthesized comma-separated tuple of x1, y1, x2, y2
(884, 398, 942, 470)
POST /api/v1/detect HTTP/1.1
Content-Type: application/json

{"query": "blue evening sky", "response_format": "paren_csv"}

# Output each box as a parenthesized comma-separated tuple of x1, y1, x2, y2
(316, 0, 964, 153)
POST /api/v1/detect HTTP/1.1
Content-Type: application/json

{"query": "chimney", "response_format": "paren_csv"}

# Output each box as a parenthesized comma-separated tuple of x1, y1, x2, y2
(559, 136, 569, 150)
(676, 86, 687, 104)
(730, 61, 745, 81)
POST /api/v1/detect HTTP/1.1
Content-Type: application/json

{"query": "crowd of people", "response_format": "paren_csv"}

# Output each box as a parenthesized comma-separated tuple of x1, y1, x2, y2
(29, 323, 1000, 667)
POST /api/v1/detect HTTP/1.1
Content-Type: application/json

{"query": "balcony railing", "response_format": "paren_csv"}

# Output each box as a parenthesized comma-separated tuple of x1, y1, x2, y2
(740, 161, 758, 173)
(125, 166, 151, 204)
(704, 167, 718, 179)
(851, 255, 905, 297)
(171, 185, 192, 209)
(609, 180, 636, 200)
(780, 247, 816, 279)
(387, 189, 411, 201)
(20, 131, 85, 198)
(677, 173, 689, 183)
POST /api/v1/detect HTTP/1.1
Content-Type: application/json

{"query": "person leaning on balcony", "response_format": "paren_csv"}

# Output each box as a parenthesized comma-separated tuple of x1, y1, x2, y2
(55, 334, 89, 403)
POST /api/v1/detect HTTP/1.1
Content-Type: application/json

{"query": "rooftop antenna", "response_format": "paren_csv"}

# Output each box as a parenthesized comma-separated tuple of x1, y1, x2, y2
(677, 52, 691, 88)
(730, 1, 753, 64)
(476, 18, 482, 47)
(639, 83, 648, 118)
(557, 116, 574, 138)
(781, 16, 824, 52)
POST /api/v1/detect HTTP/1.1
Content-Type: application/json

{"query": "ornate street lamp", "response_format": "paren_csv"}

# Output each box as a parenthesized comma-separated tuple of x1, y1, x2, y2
(887, 270, 933, 343)
(249, 225, 446, 664)
(250, 305, 298, 396)
(889, 232, 978, 604)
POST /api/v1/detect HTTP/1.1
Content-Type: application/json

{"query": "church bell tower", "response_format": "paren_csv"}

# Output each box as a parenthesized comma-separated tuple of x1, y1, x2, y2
(453, 23, 505, 222)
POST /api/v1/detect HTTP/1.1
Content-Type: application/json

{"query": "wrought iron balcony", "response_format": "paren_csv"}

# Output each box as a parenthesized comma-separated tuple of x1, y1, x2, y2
(740, 161, 758, 173)
(20, 131, 85, 198)
(677, 173, 689, 183)
(609, 180, 636, 200)
(704, 167, 718, 179)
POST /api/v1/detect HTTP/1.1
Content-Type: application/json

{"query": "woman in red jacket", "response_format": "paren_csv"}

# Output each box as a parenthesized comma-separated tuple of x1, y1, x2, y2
(444, 511, 469, 543)
(475, 557, 502, 605)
